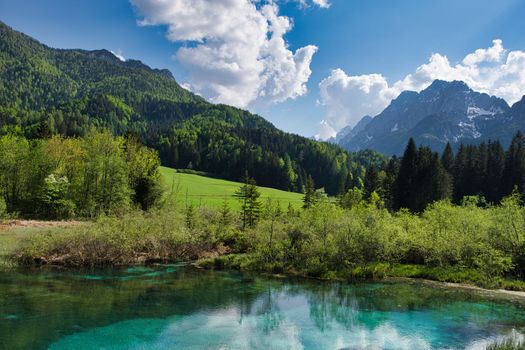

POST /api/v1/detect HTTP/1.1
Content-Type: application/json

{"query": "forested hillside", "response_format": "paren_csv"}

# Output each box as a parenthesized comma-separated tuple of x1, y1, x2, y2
(0, 21, 384, 195)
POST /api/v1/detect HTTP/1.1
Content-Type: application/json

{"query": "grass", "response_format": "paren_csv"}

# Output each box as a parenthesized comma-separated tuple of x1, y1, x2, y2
(160, 167, 304, 209)
(13, 211, 210, 267)
(0, 227, 43, 267)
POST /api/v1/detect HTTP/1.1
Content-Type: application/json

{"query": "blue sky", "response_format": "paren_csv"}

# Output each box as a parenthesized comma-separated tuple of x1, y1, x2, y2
(1, 0, 525, 138)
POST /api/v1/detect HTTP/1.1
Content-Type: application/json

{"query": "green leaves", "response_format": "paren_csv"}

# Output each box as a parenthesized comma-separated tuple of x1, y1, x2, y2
(0, 131, 163, 219)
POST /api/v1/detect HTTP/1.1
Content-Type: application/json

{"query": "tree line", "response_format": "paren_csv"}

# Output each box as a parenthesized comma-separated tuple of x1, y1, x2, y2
(347, 132, 525, 212)
(0, 131, 162, 219)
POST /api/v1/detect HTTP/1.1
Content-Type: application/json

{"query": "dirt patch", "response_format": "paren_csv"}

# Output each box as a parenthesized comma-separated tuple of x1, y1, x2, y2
(0, 220, 83, 231)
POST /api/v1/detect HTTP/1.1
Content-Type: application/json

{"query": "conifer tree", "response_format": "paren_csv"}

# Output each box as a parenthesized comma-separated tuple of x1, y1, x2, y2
(364, 165, 380, 200)
(393, 138, 418, 210)
(484, 140, 505, 203)
(303, 175, 317, 209)
(502, 131, 525, 197)
(234, 173, 261, 230)
(441, 143, 454, 174)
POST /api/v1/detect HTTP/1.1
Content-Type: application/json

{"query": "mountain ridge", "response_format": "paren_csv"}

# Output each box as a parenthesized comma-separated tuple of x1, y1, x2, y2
(337, 79, 520, 155)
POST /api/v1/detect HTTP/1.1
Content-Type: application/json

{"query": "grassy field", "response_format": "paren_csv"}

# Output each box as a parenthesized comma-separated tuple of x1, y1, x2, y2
(160, 167, 304, 209)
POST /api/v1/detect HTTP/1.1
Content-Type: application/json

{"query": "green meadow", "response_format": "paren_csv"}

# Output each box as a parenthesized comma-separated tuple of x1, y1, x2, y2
(160, 167, 303, 209)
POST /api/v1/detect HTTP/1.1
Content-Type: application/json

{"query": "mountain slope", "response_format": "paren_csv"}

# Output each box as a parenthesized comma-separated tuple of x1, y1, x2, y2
(339, 80, 516, 155)
(160, 167, 303, 209)
(0, 21, 384, 195)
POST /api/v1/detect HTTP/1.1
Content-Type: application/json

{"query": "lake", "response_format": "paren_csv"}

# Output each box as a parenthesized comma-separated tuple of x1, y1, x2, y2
(1, 264, 525, 349)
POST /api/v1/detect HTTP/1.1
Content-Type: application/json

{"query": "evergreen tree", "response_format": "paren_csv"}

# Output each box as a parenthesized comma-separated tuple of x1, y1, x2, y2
(441, 143, 454, 174)
(364, 166, 380, 200)
(185, 203, 196, 229)
(382, 156, 400, 211)
(393, 139, 451, 212)
(303, 175, 317, 209)
(484, 140, 505, 203)
(234, 173, 261, 230)
(393, 138, 418, 210)
(413, 146, 452, 212)
(218, 199, 232, 227)
(502, 131, 525, 197)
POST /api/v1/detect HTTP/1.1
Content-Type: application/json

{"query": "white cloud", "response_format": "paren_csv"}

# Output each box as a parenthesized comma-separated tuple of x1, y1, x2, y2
(291, 0, 331, 9)
(311, 0, 331, 8)
(130, 0, 318, 108)
(110, 50, 126, 62)
(317, 70, 389, 139)
(318, 39, 525, 139)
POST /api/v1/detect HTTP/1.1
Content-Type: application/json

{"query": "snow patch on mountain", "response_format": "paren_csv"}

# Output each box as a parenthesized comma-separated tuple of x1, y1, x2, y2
(391, 123, 399, 132)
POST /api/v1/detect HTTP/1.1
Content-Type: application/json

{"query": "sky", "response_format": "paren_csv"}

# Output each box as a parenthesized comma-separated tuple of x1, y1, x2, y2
(1, 0, 525, 139)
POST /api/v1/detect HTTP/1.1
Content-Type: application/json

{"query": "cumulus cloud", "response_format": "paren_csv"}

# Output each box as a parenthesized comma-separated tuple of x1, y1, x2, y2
(291, 0, 331, 9)
(318, 39, 525, 139)
(130, 0, 318, 108)
(317, 70, 389, 139)
(311, 0, 331, 8)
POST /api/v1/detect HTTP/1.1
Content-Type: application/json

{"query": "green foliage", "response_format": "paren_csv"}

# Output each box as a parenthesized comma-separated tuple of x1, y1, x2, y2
(302, 175, 317, 209)
(0, 21, 385, 196)
(15, 210, 200, 267)
(338, 187, 364, 209)
(36, 174, 75, 219)
(235, 174, 262, 230)
(12, 187, 525, 291)
(0, 131, 162, 219)
(0, 196, 7, 219)
(393, 139, 451, 212)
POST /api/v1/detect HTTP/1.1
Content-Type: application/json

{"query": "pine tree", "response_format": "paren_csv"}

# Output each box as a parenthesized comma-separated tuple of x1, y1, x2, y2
(441, 143, 454, 174)
(185, 203, 196, 229)
(393, 138, 418, 210)
(484, 140, 505, 203)
(234, 173, 261, 230)
(303, 175, 317, 209)
(364, 166, 380, 199)
(414, 146, 451, 212)
(218, 199, 231, 227)
(502, 131, 525, 197)
(393, 139, 451, 212)
(382, 156, 400, 210)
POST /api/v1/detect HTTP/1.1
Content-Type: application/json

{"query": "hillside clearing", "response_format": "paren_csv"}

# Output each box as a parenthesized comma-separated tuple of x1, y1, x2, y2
(160, 167, 303, 209)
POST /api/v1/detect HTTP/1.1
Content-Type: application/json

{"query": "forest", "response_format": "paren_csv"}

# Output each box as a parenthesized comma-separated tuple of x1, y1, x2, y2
(358, 132, 525, 213)
(0, 131, 162, 219)
(0, 20, 384, 195)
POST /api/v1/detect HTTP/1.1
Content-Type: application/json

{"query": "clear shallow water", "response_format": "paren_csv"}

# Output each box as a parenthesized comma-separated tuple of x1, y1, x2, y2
(1, 265, 525, 349)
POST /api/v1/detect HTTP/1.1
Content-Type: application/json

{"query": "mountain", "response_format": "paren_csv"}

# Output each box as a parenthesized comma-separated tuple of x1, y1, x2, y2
(338, 80, 519, 155)
(328, 115, 373, 144)
(0, 21, 384, 195)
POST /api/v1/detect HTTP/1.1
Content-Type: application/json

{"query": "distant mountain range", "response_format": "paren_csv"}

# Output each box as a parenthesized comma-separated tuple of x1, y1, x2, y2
(336, 79, 525, 155)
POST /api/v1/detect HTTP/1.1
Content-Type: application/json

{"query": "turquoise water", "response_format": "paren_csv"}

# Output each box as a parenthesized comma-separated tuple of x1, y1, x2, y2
(1, 265, 525, 349)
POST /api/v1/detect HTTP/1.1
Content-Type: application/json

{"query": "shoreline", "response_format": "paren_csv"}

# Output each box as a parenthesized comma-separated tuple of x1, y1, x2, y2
(386, 276, 525, 301)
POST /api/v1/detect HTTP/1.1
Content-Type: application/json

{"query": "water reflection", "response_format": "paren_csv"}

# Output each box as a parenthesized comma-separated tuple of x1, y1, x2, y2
(0, 265, 524, 349)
